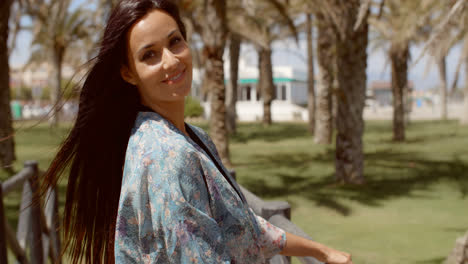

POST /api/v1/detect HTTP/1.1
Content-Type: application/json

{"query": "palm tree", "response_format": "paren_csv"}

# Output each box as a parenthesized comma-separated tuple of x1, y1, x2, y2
(289, 1, 316, 135)
(420, 0, 468, 124)
(176, 0, 297, 164)
(288, 0, 333, 142)
(308, 0, 369, 184)
(305, 13, 315, 135)
(446, 2, 468, 125)
(437, 55, 449, 120)
(228, 0, 298, 126)
(414, 0, 456, 122)
(0, 0, 15, 174)
(462, 36, 468, 125)
(314, 11, 335, 144)
(197, 0, 232, 166)
(389, 41, 410, 141)
(226, 33, 241, 134)
(257, 45, 274, 125)
(428, 0, 464, 121)
(24, 0, 92, 126)
(174, 0, 234, 165)
(368, 0, 436, 141)
(334, 0, 369, 184)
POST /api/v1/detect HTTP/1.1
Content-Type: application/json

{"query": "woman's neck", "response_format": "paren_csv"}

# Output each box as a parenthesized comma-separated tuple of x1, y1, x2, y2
(142, 100, 188, 136)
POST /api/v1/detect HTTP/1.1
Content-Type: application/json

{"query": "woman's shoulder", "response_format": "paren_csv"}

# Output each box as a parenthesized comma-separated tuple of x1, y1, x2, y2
(132, 112, 175, 137)
(126, 113, 210, 164)
(128, 112, 186, 148)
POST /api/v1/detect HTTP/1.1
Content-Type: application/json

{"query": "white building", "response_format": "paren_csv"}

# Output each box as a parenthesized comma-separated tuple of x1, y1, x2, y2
(195, 59, 310, 121)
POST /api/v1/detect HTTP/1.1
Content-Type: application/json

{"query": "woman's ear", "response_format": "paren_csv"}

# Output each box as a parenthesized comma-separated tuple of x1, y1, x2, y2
(120, 65, 137, 85)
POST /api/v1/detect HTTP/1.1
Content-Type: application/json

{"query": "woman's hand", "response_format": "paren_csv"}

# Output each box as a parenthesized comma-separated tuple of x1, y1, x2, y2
(280, 232, 353, 264)
(323, 247, 353, 264)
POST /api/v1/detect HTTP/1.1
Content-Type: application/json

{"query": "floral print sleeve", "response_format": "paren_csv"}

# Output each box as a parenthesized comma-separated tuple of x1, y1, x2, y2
(252, 211, 287, 258)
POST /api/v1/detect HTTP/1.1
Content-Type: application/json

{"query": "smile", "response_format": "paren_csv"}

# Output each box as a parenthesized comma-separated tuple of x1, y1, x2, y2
(163, 69, 185, 84)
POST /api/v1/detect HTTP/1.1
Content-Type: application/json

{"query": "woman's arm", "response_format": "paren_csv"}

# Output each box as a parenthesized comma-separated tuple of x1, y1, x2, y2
(280, 232, 353, 264)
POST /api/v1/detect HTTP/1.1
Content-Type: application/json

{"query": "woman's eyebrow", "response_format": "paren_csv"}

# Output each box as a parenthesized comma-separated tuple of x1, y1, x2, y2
(137, 29, 179, 54)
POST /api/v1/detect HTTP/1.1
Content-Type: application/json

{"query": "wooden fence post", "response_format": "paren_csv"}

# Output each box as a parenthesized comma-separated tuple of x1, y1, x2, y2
(16, 171, 33, 264)
(5, 219, 29, 264)
(2, 161, 60, 264)
(261, 201, 291, 221)
(45, 186, 61, 263)
(25, 161, 44, 264)
(0, 181, 8, 264)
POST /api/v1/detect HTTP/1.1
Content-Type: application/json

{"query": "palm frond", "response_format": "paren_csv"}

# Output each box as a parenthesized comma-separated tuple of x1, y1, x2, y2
(354, 0, 372, 31)
(264, 0, 299, 42)
(23, 0, 96, 71)
(418, 0, 466, 61)
(227, 13, 270, 48)
(28, 47, 50, 65)
(377, 0, 386, 19)
(368, 17, 392, 40)
(8, 1, 23, 57)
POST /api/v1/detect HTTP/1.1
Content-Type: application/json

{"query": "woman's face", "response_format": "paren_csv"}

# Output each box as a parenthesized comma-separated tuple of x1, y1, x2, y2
(121, 9, 192, 106)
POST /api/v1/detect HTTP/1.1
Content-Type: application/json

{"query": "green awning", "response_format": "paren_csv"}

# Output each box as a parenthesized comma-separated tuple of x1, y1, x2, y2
(236, 77, 301, 84)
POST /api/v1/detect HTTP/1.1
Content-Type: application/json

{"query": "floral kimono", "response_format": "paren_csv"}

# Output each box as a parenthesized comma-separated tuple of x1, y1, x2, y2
(114, 110, 286, 263)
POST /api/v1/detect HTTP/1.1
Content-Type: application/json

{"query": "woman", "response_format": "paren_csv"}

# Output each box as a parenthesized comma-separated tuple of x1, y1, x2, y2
(42, 0, 353, 263)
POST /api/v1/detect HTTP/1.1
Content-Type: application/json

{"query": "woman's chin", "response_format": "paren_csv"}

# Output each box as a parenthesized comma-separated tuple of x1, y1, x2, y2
(171, 84, 191, 98)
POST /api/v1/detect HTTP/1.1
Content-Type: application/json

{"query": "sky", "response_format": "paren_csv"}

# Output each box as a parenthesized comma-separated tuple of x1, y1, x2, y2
(9, 5, 466, 91)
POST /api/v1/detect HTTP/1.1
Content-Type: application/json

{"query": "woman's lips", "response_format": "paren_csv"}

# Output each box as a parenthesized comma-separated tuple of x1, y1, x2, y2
(163, 69, 185, 84)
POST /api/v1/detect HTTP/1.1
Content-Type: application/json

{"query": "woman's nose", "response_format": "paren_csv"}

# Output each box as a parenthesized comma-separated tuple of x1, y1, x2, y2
(162, 48, 179, 70)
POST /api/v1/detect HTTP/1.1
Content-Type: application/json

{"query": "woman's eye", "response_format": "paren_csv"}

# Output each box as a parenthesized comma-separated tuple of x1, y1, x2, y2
(170, 37, 182, 46)
(142, 50, 155, 61)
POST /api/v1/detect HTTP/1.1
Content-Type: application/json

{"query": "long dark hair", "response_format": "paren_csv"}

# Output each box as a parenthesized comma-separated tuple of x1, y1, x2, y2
(40, 1, 186, 263)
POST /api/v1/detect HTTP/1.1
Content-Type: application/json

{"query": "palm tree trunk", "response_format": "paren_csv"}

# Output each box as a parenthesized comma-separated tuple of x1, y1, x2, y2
(259, 47, 273, 126)
(0, 0, 16, 174)
(226, 33, 240, 134)
(437, 56, 448, 120)
(390, 43, 409, 142)
(50, 46, 64, 126)
(334, 1, 368, 184)
(314, 12, 334, 144)
(332, 78, 338, 131)
(201, 0, 231, 167)
(462, 42, 468, 125)
(306, 13, 315, 135)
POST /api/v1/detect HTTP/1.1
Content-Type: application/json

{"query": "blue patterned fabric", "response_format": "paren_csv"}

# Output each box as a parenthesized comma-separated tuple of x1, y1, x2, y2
(115, 111, 286, 263)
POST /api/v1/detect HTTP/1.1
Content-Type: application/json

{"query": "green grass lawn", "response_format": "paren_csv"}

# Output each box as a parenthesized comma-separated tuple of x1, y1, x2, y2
(1, 119, 467, 264)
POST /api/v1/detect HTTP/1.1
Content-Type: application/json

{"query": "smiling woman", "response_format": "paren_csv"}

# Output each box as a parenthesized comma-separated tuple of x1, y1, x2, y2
(38, 0, 352, 263)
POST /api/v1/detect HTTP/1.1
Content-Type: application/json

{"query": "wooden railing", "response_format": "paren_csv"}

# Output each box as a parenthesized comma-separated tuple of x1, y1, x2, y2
(230, 171, 324, 264)
(0, 161, 61, 264)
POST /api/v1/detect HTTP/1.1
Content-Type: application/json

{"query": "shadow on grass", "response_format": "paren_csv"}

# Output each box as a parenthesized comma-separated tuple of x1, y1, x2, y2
(231, 123, 310, 143)
(443, 227, 468, 233)
(413, 256, 445, 264)
(241, 148, 468, 216)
